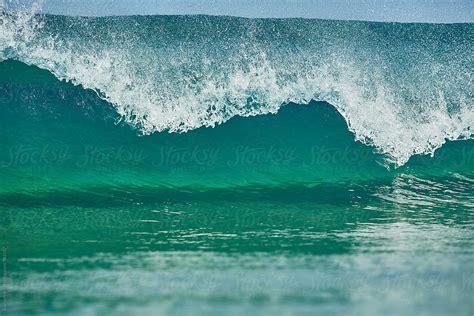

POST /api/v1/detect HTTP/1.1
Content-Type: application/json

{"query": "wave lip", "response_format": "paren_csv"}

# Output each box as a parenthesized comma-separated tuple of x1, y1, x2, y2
(1, 7, 473, 166)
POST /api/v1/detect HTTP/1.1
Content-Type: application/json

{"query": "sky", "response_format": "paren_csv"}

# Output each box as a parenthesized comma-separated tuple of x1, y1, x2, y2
(3, 0, 473, 23)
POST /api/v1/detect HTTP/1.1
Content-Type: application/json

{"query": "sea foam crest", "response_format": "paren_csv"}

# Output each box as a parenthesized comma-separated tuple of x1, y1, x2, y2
(0, 4, 472, 166)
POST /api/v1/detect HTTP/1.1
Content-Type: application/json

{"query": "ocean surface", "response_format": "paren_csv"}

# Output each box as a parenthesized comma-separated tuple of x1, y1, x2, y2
(0, 8, 473, 315)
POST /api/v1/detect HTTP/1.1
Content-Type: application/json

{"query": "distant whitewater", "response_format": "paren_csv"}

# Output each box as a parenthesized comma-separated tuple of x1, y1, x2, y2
(0, 7, 473, 166)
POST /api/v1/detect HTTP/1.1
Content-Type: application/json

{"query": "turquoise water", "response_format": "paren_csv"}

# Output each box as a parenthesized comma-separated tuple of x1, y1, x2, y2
(0, 10, 473, 315)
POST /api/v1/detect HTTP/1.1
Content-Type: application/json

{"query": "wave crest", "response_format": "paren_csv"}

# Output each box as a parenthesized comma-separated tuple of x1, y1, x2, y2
(1, 6, 473, 166)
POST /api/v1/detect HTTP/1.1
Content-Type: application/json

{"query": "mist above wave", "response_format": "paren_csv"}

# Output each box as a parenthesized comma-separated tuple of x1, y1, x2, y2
(0, 7, 473, 166)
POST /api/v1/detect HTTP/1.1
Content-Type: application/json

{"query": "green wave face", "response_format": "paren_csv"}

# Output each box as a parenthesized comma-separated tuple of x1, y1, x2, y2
(0, 59, 472, 195)
(0, 8, 473, 316)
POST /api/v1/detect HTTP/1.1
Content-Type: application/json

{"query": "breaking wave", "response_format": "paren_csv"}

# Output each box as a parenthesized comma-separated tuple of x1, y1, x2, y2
(0, 7, 473, 166)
